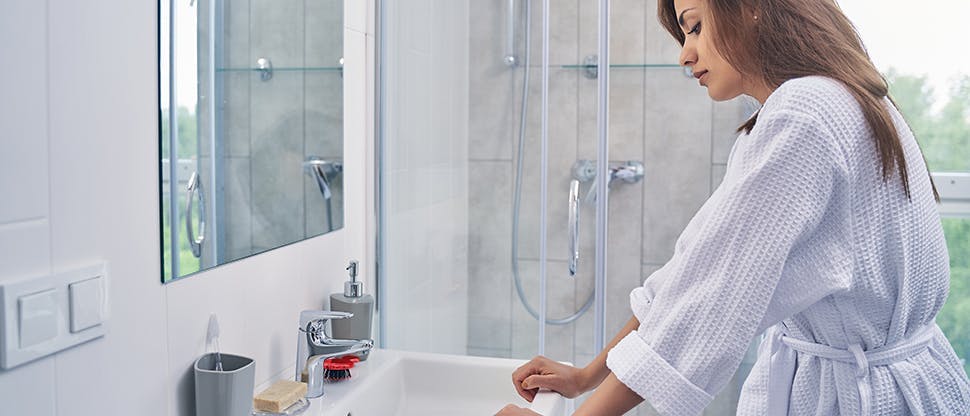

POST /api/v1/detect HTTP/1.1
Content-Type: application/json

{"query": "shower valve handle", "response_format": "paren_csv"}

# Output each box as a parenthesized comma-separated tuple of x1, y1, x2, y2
(568, 179, 580, 276)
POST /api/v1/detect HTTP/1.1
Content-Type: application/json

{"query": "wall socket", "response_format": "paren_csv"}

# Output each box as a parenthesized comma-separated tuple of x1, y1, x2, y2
(0, 263, 109, 370)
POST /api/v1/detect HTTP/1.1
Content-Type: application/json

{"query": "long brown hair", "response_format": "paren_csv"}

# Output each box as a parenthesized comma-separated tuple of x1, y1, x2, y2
(658, 0, 939, 201)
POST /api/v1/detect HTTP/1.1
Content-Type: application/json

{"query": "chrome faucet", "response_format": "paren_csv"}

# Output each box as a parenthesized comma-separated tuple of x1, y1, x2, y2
(295, 310, 374, 398)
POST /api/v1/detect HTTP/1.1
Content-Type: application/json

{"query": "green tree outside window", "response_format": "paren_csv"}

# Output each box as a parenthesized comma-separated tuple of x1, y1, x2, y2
(889, 69, 970, 374)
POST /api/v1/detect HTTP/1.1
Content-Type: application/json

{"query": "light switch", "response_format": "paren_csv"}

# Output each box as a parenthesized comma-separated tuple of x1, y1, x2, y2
(18, 289, 59, 348)
(1, 263, 108, 370)
(69, 277, 103, 333)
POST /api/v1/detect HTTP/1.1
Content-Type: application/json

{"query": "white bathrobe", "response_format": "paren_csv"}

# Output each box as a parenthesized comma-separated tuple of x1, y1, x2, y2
(605, 76, 970, 415)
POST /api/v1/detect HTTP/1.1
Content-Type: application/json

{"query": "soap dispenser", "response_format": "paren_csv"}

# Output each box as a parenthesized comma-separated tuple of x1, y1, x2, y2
(330, 260, 374, 360)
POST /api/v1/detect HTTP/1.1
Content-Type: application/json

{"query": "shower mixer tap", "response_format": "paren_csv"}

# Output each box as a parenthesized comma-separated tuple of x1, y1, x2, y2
(303, 157, 343, 200)
(567, 160, 645, 276)
(571, 160, 645, 203)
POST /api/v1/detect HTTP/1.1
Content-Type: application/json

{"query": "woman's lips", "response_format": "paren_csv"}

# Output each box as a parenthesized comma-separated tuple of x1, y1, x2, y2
(696, 71, 709, 86)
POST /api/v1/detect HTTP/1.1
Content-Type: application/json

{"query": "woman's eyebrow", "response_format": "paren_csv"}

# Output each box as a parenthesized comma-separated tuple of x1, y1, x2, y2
(678, 7, 696, 28)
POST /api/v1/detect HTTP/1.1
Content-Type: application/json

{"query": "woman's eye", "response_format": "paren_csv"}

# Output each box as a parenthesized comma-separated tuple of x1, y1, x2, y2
(688, 22, 701, 35)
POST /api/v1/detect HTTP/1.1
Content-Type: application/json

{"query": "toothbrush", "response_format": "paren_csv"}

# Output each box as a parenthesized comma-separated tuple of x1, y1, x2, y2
(207, 314, 223, 371)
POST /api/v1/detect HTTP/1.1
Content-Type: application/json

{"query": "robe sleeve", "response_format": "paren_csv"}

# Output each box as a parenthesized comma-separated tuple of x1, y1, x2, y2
(607, 106, 851, 415)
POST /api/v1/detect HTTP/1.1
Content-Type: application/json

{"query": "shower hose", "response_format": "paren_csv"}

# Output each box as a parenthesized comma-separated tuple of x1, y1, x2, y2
(511, 0, 594, 325)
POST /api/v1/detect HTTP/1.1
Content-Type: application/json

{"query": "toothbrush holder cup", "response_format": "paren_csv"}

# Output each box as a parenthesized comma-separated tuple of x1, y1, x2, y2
(194, 352, 255, 416)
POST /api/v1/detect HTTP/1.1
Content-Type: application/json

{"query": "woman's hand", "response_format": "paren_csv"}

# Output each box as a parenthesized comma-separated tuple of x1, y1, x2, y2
(511, 355, 593, 402)
(494, 404, 541, 416)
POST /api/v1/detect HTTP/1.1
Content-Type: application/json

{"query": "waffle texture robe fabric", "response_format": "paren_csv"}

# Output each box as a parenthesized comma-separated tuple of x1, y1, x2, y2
(605, 76, 970, 415)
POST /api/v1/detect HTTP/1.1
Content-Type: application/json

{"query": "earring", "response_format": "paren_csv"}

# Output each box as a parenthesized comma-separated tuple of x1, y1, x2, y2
(753, 15, 759, 20)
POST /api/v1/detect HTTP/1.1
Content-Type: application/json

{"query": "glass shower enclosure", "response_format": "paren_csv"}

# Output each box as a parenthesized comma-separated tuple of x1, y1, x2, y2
(376, 1, 754, 414)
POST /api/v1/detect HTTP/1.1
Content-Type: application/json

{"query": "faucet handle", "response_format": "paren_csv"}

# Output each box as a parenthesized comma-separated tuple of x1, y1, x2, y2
(299, 310, 353, 328)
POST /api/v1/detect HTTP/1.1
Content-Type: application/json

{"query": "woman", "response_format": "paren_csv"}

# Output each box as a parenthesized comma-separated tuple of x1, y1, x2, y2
(497, 0, 970, 414)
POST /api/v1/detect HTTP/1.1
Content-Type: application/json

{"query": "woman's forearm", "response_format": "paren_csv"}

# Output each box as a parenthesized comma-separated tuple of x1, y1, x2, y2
(574, 373, 644, 416)
(580, 315, 640, 390)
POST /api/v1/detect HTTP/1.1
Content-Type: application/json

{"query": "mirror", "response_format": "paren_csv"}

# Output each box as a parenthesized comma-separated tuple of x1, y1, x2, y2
(159, 0, 344, 282)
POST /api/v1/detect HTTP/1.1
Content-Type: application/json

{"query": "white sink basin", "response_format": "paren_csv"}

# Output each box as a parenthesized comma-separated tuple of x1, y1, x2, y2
(274, 349, 569, 416)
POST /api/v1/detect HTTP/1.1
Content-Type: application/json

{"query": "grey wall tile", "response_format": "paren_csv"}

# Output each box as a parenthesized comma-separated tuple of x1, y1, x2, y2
(468, 66, 519, 161)
(644, 0, 682, 65)
(608, 71, 647, 159)
(516, 69, 579, 261)
(224, 157, 253, 262)
(572, 253, 596, 357)
(579, 0, 647, 65)
(510, 259, 577, 362)
(251, 0, 305, 68)
(605, 180, 644, 334)
(305, 71, 343, 158)
(640, 263, 663, 284)
(250, 72, 306, 250)
(470, 0, 509, 72)
(526, 0, 580, 66)
(468, 161, 513, 350)
(641, 70, 712, 264)
(570, 210, 648, 359)
(711, 163, 727, 193)
(467, 347, 512, 359)
(711, 97, 746, 164)
(304, 173, 342, 236)
(576, 71, 597, 161)
(607, 0, 646, 65)
(467, 0, 523, 161)
(223, 71, 251, 157)
(225, 0, 251, 68)
(304, 0, 343, 68)
(576, 70, 646, 163)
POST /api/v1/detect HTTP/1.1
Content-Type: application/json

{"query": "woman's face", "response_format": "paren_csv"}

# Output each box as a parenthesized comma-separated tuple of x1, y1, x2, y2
(673, 0, 746, 101)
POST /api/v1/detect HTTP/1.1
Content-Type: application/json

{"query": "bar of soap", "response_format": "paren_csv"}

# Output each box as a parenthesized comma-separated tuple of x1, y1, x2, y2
(253, 380, 307, 413)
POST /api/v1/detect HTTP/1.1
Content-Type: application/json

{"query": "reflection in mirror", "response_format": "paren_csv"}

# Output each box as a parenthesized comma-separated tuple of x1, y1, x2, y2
(160, 0, 344, 282)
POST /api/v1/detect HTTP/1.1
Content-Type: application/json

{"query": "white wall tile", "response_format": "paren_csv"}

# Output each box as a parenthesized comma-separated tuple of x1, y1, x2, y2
(346, 0, 368, 33)
(165, 265, 249, 415)
(0, 359, 56, 416)
(364, 28, 378, 290)
(344, 29, 369, 261)
(0, 0, 49, 225)
(0, 1, 368, 415)
(0, 220, 52, 284)
(45, 0, 170, 414)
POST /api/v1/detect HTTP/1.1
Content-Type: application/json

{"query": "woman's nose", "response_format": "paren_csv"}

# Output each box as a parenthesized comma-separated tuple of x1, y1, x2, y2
(679, 44, 696, 67)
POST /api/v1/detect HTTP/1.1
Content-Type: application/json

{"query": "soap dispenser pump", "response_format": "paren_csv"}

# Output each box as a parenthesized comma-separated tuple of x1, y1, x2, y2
(329, 260, 374, 360)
